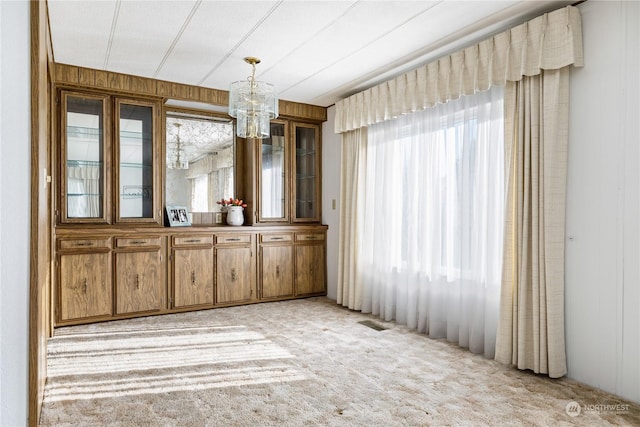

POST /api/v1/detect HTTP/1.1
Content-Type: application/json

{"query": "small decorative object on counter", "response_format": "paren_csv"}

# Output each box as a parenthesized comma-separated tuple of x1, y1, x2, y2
(217, 198, 247, 226)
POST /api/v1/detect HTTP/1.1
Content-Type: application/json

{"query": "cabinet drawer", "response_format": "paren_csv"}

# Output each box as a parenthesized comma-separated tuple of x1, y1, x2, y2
(295, 233, 325, 242)
(115, 237, 162, 248)
(260, 233, 293, 243)
(215, 234, 252, 244)
(173, 235, 214, 246)
(58, 238, 110, 250)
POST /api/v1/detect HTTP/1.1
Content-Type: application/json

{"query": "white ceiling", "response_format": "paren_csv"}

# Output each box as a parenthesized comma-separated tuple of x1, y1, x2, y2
(47, 0, 573, 108)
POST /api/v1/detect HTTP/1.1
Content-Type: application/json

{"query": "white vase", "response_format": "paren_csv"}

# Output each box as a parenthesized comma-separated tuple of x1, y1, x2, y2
(226, 206, 244, 226)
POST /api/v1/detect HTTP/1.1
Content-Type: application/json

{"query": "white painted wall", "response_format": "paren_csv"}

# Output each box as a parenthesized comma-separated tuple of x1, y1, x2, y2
(322, 106, 340, 300)
(0, 0, 30, 425)
(566, 0, 640, 403)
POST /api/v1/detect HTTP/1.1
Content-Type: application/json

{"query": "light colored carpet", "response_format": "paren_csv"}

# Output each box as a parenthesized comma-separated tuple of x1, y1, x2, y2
(40, 297, 639, 426)
(45, 325, 304, 402)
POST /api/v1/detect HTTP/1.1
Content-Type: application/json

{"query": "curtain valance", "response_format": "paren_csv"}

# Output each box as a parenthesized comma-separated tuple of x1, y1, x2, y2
(334, 5, 583, 133)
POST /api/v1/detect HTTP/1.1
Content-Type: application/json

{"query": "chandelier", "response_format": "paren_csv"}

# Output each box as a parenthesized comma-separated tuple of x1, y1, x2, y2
(168, 123, 188, 169)
(228, 57, 278, 139)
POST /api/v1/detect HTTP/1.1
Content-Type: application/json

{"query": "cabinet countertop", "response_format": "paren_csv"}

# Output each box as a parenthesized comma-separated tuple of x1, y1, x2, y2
(55, 223, 328, 237)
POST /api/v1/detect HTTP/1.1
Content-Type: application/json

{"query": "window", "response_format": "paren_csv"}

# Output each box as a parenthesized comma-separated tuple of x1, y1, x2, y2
(191, 175, 208, 212)
(357, 86, 505, 356)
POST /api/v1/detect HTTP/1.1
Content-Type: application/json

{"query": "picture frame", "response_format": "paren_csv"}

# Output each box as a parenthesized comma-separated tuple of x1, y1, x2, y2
(165, 205, 191, 227)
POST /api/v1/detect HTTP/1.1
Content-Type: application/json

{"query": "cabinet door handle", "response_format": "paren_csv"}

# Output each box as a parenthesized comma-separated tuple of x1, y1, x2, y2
(76, 242, 94, 247)
(83, 278, 87, 293)
(191, 271, 196, 285)
(185, 239, 201, 243)
(231, 268, 237, 282)
(271, 237, 284, 241)
(135, 274, 140, 289)
(227, 238, 240, 242)
(131, 240, 146, 245)
(276, 266, 280, 276)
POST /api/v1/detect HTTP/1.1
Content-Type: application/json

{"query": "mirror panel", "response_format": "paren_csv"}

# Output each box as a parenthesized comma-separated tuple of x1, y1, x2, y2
(165, 113, 235, 220)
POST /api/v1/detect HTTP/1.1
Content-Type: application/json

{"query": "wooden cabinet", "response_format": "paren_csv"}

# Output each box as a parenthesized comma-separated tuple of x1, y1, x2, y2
(259, 233, 294, 299)
(258, 230, 326, 300)
(57, 89, 162, 226)
(292, 122, 321, 223)
(239, 119, 321, 225)
(54, 227, 325, 326)
(215, 233, 255, 304)
(53, 82, 328, 328)
(59, 91, 111, 224)
(171, 235, 214, 308)
(295, 232, 326, 296)
(57, 238, 112, 323)
(114, 236, 166, 314)
(115, 98, 161, 224)
(256, 121, 289, 223)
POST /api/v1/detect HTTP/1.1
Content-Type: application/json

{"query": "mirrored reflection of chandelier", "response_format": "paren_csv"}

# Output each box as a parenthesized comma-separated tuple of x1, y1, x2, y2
(168, 123, 188, 169)
(228, 57, 278, 139)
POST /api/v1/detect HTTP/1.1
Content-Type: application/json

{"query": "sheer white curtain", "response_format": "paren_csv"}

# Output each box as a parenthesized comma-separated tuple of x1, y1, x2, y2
(358, 86, 504, 356)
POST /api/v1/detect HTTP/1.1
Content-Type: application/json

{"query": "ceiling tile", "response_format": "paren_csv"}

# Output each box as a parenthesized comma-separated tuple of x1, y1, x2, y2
(198, 1, 359, 90)
(155, 1, 280, 86)
(48, 0, 118, 69)
(105, 1, 200, 78)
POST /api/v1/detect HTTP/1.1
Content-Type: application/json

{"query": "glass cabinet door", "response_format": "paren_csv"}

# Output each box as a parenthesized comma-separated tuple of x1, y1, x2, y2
(115, 99, 160, 224)
(292, 122, 320, 222)
(258, 121, 288, 222)
(61, 92, 110, 223)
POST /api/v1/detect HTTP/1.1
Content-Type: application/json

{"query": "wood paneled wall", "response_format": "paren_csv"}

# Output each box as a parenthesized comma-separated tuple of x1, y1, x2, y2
(53, 63, 327, 122)
(30, 1, 53, 426)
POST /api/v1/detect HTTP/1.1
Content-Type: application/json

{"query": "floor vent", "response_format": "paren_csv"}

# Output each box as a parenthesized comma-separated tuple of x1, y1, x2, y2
(358, 320, 388, 331)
